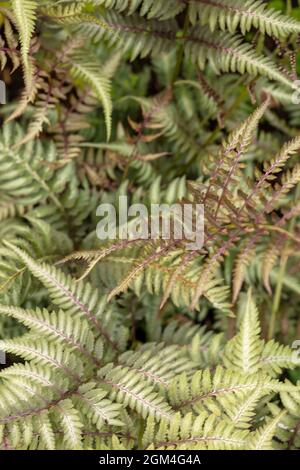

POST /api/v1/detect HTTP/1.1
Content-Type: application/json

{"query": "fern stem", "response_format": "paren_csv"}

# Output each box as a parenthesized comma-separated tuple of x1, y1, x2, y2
(172, 6, 190, 84)
(286, 0, 292, 15)
(268, 254, 288, 340)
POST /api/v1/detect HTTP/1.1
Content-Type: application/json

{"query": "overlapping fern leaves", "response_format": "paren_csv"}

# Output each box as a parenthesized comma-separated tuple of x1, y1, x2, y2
(0, 266, 298, 450)
(1, 0, 300, 452)
(1, 0, 299, 149)
(61, 100, 300, 316)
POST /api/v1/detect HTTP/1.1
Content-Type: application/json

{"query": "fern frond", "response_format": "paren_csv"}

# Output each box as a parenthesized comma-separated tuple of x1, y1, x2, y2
(37, 411, 55, 450)
(93, 0, 185, 20)
(261, 341, 299, 376)
(0, 122, 73, 209)
(248, 412, 286, 450)
(0, 335, 83, 381)
(185, 27, 293, 88)
(11, 0, 37, 68)
(70, 55, 112, 140)
(223, 291, 263, 374)
(3, 242, 124, 353)
(98, 365, 173, 421)
(55, 399, 83, 450)
(191, 0, 300, 38)
(0, 305, 98, 365)
(119, 343, 193, 389)
(1, 0, 300, 451)
(143, 412, 249, 449)
(73, 384, 123, 429)
(168, 367, 274, 423)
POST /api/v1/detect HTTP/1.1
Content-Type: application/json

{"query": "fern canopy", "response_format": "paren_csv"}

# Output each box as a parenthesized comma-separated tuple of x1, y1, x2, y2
(0, 0, 300, 453)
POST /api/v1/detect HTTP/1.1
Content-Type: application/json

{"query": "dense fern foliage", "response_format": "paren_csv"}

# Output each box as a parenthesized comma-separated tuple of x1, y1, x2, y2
(0, 0, 300, 451)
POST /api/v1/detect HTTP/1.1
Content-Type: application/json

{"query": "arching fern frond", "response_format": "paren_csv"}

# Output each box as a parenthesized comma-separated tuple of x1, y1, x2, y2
(11, 0, 37, 67)
(70, 55, 113, 141)
(190, 0, 300, 38)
